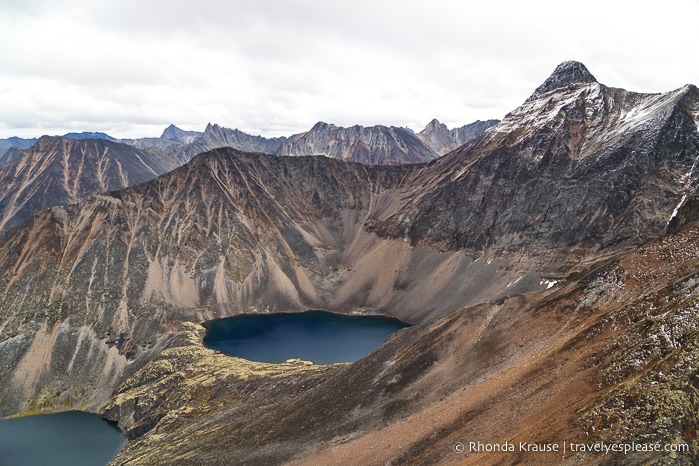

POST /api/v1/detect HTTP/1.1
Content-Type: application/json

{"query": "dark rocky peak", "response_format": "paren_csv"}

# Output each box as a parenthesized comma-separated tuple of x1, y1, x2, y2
(35, 134, 68, 147)
(161, 124, 182, 139)
(531, 61, 597, 97)
(203, 122, 240, 138)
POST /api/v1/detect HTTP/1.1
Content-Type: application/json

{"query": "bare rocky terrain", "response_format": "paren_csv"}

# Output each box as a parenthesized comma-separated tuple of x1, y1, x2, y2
(126, 118, 497, 166)
(0, 61, 698, 464)
(0, 136, 184, 232)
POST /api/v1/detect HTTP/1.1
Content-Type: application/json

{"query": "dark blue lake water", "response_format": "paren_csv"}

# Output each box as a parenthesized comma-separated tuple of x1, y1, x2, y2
(0, 411, 126, 466)
(203, 310, 411, 364)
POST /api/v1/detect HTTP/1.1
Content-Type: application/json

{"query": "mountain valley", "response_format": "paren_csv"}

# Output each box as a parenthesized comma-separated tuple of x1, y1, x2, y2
(0, 61, 698, 465)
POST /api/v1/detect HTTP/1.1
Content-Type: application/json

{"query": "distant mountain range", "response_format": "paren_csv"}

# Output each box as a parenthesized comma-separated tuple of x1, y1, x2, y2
(61, 131, 116, 141)
(149, 119, 499, 164)
(0, 118, 498, 235)
(0, 119, 498, 167)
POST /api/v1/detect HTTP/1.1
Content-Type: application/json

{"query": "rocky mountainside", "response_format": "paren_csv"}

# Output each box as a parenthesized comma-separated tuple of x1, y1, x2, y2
(417, 118, 499, 154)
(0, 146, 28, 167)
(0, 136, 184, 232)
(106, 221, 699, 465)
(193, 122, 287, 154)
(1, 62, 698, 464)
(128, 122, 289, 166)
(123, 119, 496, 166)
(0, 137, 37, 163)
(367, 63, 699, 263)
(275, 121, 437, 164)
(159, 124, 201, 144)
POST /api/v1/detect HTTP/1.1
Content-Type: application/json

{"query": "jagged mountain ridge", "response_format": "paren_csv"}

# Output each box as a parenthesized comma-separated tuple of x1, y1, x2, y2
(0, 118, 497, 170)
(191, 119, 498, 162)
(1, 62, 698, 464)
(275, 121, 436, 164)
(157, 121, 437, 165)
(416, 118, 499, 154)
(191, 122, 287, 155)
(0, 136, 184, 232)
(126, 119, 498, 166)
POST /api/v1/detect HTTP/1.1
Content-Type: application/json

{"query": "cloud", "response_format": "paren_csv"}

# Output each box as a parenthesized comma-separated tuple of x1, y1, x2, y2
(1, 0, 698, 138)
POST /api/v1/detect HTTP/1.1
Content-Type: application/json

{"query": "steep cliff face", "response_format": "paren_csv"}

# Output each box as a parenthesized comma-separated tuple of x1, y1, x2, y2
(0, 136, 183, 232)
(417, 118, 499, 155)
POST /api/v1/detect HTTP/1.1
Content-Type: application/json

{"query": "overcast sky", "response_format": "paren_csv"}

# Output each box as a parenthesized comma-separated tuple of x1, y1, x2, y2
(1, 0, 697, 139)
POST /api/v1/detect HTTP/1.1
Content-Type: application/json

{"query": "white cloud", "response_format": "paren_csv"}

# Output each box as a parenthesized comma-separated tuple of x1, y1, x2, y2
(1, 0, 698, 138)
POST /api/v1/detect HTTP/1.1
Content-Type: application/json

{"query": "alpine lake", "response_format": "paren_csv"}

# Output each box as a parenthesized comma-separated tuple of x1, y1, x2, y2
(0, 411, 126, 466)
(0, 310, 409, 465)
(203, 310, 411, 364)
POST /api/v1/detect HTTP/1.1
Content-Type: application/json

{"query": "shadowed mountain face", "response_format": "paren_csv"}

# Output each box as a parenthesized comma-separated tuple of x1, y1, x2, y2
(1, 62, 699, 464)
(0, 136, 184, 232)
